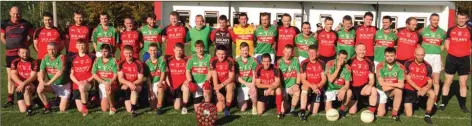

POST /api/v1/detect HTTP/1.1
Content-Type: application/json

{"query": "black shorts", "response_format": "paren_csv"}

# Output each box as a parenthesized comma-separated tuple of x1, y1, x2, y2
(257, 88, 271, 102)
(16, 92, 24, 100)
(319, 55, 335, 64)
(396, 59, 408, 65)
(403, 89, 427, 104)
(173, 86, 183, 99)
(445, 54, 471, 76)
(351, 85, 368, 101)
(72, 90, 81, 100)
(308, 90, 324, 103)
(5, 55, 19, 68)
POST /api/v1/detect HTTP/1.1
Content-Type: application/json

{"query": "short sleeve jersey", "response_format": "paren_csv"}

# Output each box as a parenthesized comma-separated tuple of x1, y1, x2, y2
(1, 19, 34, 56)
(277, 57, 300, 88)
(92, 58, 118, 84)
(276, 26, 300, 56)
(404, 60, 433, 91)
(120, 30, 143, 59)
(337, 28, 356, 59)
(11, 58, 38, 86)
(118, 60, 143, 82)
(256, 65, 280, 86)
(186, 54, 212, 84)
(300, 59, 325, 87)
(254, 25, 278, 55)
(355, 25, 377, 56)
(92, 25, 119, 52)
(34, 27, 65, 59)
(420, 26, 446, 54)
(70, 53, 95, 83)
(446, 26, 472, 57)
(210, 29, 233, 55)
(66, 25, 92, 53)
(375, 61, 405, 89)
(167, 56, 188, 89)
(40, 54, 66, 85)
(144, 56, 167, 83)
(295, 33, 316, 58)
(396, 28, 422, 61)
(316, 30, 338, 57)
(140, 25, 163, 52)
(210, 57, 235, 83)
(232, 25, 255, 56)
(374, 29, 397, 62)
(161, 25, 188, 56)
(235, 57, 258, 87)
(350, 58, 374, 87)
(325, 60, 352, 91)
(187, 26, 212, 53)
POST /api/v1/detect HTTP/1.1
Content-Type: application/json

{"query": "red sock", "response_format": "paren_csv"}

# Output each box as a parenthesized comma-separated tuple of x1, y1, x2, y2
(276, 94, 283, 114)
(340, 105, 346, 111)
(226, 102, 232, 107)
(7, 94, 13, 102)
(392, 110, 398, 116)
(44, 104, 50, 109)
(368, 106, 377, 113)
(157, 104, 162, 108)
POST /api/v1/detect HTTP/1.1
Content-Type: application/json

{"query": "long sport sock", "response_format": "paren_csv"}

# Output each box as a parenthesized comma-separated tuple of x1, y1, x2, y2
(44, 104, 50, 109)
(225, 102, 231, 109)
(276, 94, 283, 114)
(458, 96, 466, 107)
(368, 106, 377, 113)
(7, 94, 13, 102)
(340, 105, 346, 112)
(131, 104, 137, 111)
(441, 95, 452, 105)
(392, 110, 398, 116)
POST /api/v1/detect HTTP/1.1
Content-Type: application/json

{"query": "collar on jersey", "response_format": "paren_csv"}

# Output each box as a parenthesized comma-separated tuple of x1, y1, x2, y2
(383, 61, 398, 70)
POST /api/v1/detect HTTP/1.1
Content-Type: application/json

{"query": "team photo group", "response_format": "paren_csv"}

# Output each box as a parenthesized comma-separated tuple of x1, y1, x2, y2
(1, 4, 471, 125)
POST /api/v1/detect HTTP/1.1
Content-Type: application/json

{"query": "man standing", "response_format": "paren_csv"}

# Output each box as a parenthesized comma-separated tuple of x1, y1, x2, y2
(376, 47, 404, 121)
(317, 17, 338, 63)
(295, 22, 316, 64)
(92, 12, 119, 58)
(404, 47, 435, 124)
(374, 16, 397, 68)
(232, 13, 255, 57)
(276, 13, 300, 61)
(210, 15, 233, 57)
(337, 15, 356, 59)
(235, 42, 258, 115)
(211, 45, 235, 116)
(118, 45, 144, 117)
(299, 45, 326, 121)
(396, 17, 422, 64)
(187, 15, 212, 54)
(10, 47, 38, 115)
(66, 11, 92, 57)
(1, 6, 35, 108)
(120, 18, 143, 60)
(440, 12, 471, 113)
(69, 39, 95, 116)
(161, 11, 189, 58)
(254, 13, 277, 63)
(276, 45, 300, 117)
(144, 43, 167, 116)
(140, 14, 163, 62)
(34, 12, 65, 60)
(355, 12, 377, 61)
(420, 13, 446, 104)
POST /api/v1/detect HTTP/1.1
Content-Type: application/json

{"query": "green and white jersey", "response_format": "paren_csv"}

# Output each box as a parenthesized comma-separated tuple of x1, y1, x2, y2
(375, 61, 405, 89)
(144, 56, 167, 83)
(235, 56, 258, 87)
(374, 29, 397, 62)
(277, 57, 300, 88)
(92, 58, 118, 83)
(186, 26, 212, 53)
(186, 54, 212, 83)
(295, 33, 316, 58)
(92, 25, 119, 52)
(325, 59, 352, 91)
(420, 25, 446, 54)
(140, 25, 163, 53)
(336, 29, 356, 59)
(254, 25, 277, 55)
(40, 54, 66, 85)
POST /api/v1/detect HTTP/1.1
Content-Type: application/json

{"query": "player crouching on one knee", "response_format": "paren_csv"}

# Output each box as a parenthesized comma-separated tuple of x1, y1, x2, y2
(92, 44, 119, 115)
(211, 45, 236, 116)
(144, 43, 167, 116)
(69, 39, 95, 116)
(118, 45, 144, 117)
(184, 40, 213, 110)
(276, 45, 301, 118)
(324, 50, 353, 118)
(299, 45, 327, 121)
(235, 42, 258, 115)
(255, 53, 283, 119)
(166, 43, 191, 114)
(404, 47, 435, 124)
(10, 47, 38, 116)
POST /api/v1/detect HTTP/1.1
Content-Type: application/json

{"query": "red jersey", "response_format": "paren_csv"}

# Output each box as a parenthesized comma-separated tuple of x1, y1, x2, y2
(277, 26, 300, 56)
(161, 25, 188, 56)
(11, 58, 39, 86)
(396, 28, 422, 60)
(316, 30, 338, 57)
(256, 65, 279, 86)
(355, 25, 377, 56)
(118, 60, 143, 82)
(167, 56, 188, 90)
(120, 30, 142, 59)
(70, 53, 95, 90)
(66, 25, 92, 53)
(210, 57, 235, 83)
(300, 59, 325, 87)
(34, 27, 64, 59)
(350, 58, 375, 87)
(404, 60, 432, 91)
(446, 26, 472, 57)
(1, 19, 35, 56)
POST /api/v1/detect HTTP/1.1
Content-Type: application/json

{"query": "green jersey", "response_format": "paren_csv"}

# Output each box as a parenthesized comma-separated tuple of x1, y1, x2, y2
(420, 25, 446, 54)
(235, 57, 258, 87)
(92, 25, 119, 52)
(337, 29, 356, 59)
(186, 26, 212, 53)
(140, 25, 163, 53)
(375, 61, 405, 89)
(40, 54, 66, 85)
(277, 57, 300, 88)
(374, 29, 397, 62)
(144, 56, 167, 83)
(92, 58, 118, 83)
(187, 54, 212, 83)
(254, 25, 277, 54)
(295, 33, 317, 58)
(325, 59, 352, 91)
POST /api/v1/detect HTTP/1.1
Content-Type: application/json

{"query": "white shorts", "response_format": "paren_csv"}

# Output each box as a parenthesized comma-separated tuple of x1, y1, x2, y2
(377, 88, 388, 104)
(237, 87, 250, 103)
(193, 83, 204, 98)
(98, 84, 108, 99)
(374, 61, 380, 73)
(255, 53, 275, 64)
(424, 54, 442, 73)
(96, 52, 103, 58)
(325, 90, 338, 102)
(151, 82, 162, 96)
(299, 56, 307, 64)
(52, 83, 71, 98)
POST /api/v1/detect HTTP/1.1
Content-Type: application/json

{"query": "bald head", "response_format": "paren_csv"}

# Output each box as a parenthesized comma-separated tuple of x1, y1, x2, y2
(414, 47, 425, 62)
(9, 6, 22, 22)
(355, 43, 366, 58)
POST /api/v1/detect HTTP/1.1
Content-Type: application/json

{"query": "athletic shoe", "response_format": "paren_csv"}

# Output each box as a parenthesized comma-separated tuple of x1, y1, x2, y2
(252, 107, 257, 115)
(300, 113, 307, 122)
(291, 111, 298, 117)
(109, 108, 116, 115)
(26, 109, 33, 116)
(156, 108, 164, 116)
(277, 113, 285, 120)
(2, 102, 14, 108)
(224, 108, 230, 116)
(392, 116, 401, 121)
(424, 116, 433, 124)
(131, 110, 137, 118)
(339, 111, 347, 118)
(43, 108, 51, 114)
(438, 104, 446, 111)
(181, 107, 188, 115)
(460, 106, 470, 113)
